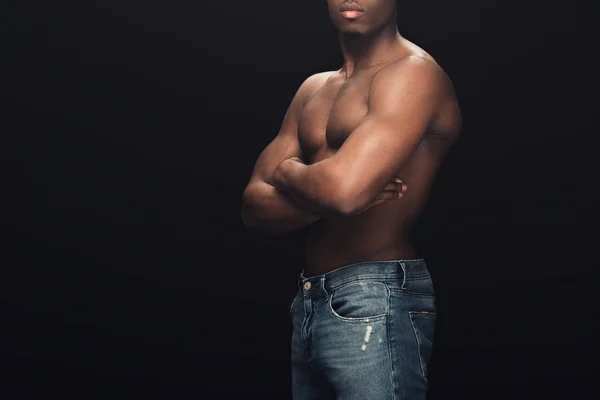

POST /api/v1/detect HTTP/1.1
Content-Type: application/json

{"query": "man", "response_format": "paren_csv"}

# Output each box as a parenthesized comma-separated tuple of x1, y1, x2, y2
(241, 0, 461, 398)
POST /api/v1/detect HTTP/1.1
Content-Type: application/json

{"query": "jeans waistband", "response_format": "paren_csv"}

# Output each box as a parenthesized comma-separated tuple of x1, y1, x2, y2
(298, 259, 429, 296)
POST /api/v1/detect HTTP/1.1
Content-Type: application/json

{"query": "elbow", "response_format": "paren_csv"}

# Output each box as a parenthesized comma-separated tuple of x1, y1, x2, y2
(241, 200, 265, 231)
(240, 205, 257, 229)
(240, 188, 262, 229)
(337, 204, 362, 217)
(332, 198, 367, 217)
(240, 204, 270, 234)
(327, 183, 371, 217)
(240, 208, 285, 236)
(240, 192, 282, 236)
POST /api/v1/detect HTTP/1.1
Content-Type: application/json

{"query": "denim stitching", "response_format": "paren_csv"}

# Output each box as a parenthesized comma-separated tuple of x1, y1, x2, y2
(389, 290, 435, 299)
(325, 281, 388, 323)
(386, 286, 398, 400)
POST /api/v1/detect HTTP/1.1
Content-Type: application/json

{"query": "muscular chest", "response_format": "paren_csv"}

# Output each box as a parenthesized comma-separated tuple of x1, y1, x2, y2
(297, 76, 370, 163)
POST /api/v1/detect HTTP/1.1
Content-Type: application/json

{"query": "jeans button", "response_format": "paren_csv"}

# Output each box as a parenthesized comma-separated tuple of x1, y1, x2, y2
(304, 282, 312, 290)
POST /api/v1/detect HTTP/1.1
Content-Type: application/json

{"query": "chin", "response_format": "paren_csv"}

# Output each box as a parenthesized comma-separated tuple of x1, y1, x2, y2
(340, 26, 366, 36)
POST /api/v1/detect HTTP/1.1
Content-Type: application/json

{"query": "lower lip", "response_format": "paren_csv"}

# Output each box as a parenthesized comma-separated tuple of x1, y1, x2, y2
(340, 11, 363, 19)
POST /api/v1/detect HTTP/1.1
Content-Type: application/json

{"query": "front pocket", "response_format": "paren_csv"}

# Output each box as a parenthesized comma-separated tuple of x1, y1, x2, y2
(328, 280, 389, 322)
(409, 311, 436, 377)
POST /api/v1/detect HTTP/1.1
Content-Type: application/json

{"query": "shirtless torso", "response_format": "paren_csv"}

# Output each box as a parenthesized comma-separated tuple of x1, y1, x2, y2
(241, 38, 461, 276)
(300, 42, 460, 275)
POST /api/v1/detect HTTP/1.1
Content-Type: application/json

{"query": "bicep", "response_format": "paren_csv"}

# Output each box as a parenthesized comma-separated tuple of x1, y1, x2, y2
(324, 59, 445, 199)
(325, 117, 424, 198)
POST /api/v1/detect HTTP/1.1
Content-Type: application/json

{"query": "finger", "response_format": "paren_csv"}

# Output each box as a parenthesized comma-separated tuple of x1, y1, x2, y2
(393, 178, 408, 192)
(367, 191, 405, 211)
(383, 182, 407, 192)
(375, 191, 404, 201)
(382, 183, 399, 192)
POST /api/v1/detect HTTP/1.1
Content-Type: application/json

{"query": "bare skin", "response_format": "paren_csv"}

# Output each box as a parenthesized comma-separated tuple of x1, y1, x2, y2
(241, 0, 461, 276)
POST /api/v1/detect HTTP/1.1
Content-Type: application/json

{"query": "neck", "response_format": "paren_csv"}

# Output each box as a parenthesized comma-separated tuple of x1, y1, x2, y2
(339, 23, 403, 78)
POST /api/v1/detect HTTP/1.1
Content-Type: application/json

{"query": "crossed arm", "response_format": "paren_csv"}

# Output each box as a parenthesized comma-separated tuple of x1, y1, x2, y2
(241, 57, 447, 235)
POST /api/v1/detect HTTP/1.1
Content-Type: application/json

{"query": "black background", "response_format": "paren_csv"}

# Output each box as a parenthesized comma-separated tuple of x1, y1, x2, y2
(4, 1, 597, 398)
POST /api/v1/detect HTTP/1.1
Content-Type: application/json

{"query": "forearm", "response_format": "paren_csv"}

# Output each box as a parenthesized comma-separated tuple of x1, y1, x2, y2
(241, 180, 321, 235)
(272, 158, 349, 216)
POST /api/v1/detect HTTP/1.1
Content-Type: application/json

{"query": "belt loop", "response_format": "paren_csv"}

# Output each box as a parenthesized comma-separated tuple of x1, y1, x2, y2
(298, 270, 305, 293)
(320, 275, 329, 297)
(398, 261, 407, 289)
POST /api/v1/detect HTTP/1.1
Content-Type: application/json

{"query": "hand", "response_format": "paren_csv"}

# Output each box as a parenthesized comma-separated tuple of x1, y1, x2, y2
(363, 178, 407, 211)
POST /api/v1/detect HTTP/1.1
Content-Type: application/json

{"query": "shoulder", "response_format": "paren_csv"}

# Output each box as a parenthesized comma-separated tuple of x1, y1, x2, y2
(296, 71, 336, 101)
(371, 55, 453, 101)
(284, 71, 336, 117)
(367, 56, 460, 135)
(298, 71, 335, 96)
(373, 56, 461, 138)
(303, 71, 336, 86)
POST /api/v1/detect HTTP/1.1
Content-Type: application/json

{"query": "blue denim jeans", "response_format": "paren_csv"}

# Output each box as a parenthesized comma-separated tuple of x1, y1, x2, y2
(290, 260, 436, 400)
